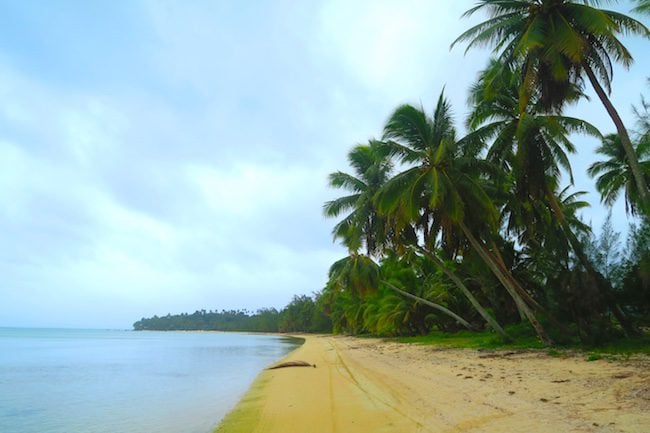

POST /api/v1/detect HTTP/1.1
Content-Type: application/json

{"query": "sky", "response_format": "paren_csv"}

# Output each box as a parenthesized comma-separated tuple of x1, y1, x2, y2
(0, 1, 648, 329)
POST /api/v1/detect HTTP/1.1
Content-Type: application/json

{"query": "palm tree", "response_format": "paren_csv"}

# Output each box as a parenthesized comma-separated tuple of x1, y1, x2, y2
(467, 60, 600, 202)
(453, 0, 650, 212)
(467, 60, 637, 335)
(515, 185, 592, 285)
(323, 140, 391, 256)
(324, 139, 482, 332)
(634, 0, 650, 14)
(588, 133, 650, 215)
(378, 92, 548, 344)
(467, 60, 599, 248)
(328, 253, 475, 330)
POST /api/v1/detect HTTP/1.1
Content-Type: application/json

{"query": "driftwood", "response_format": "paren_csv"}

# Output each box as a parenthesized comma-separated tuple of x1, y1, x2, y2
(267, 360, 316, 370)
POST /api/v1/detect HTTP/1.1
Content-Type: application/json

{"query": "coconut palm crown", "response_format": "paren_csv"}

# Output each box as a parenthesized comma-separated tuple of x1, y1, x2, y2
(323, 140, 392, 256)
(453, 0, 650, 212)
(588, 133, 650, 215)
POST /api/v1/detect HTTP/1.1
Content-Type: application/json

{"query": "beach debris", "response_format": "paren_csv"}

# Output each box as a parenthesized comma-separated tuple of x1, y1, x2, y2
(477, 351, 519, 359)
(267, 360, 316, 370)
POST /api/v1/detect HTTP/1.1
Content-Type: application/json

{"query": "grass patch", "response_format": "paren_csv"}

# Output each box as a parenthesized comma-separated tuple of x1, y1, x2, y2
(586, 353, 603, 362)
(580, 334, 650, 355)
(546, 349, 562, 357)
(393, 326, 650, 356)
(395, 324, 543, 350)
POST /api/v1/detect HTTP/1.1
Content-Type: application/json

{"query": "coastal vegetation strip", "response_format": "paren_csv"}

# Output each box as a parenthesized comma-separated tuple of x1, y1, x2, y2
(133, 295, 331, 333)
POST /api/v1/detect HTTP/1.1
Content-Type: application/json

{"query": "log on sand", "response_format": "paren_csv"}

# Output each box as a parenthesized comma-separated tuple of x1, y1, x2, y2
(267, 360, 316, 369)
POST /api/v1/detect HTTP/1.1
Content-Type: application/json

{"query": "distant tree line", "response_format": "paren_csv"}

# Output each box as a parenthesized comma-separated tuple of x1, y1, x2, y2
(133, 294, 332, 333)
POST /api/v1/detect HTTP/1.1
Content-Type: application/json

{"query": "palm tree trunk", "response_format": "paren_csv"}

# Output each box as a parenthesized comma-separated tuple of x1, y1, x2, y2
(488, 242, 545, 311)
(459, 222, 553, 345)
(415, 246, 511, 341)
(381, 280, 475, 330)
(584, 65, 650, 213)
(488, 239, 573, 334)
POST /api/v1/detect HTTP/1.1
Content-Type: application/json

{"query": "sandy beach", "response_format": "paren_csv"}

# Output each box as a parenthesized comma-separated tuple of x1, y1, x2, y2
(215, 335, 650, 433)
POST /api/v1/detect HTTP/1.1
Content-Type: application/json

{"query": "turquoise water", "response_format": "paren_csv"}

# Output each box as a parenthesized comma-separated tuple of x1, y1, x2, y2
(0, 328, 298, 433)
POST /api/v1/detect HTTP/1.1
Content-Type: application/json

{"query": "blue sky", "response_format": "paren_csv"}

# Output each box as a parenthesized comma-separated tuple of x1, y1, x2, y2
(1, 1, 648, 328)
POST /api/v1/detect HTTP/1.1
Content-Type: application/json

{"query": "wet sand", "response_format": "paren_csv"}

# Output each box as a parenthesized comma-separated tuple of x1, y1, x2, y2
(215, 335, 650, 433)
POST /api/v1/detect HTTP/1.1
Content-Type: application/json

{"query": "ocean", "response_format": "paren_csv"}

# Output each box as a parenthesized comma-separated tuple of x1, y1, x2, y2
(0, 328, 299, 433)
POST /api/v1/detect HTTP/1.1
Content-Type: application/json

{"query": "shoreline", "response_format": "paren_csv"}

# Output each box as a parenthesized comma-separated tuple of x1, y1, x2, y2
(215, 335, 650, 433)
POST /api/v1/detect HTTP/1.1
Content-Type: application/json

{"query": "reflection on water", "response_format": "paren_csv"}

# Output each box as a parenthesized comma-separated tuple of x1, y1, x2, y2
(0, 328, 299, 433)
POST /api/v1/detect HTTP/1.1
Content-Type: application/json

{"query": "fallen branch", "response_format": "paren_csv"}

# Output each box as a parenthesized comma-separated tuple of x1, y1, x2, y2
(267, 360, 316, 369)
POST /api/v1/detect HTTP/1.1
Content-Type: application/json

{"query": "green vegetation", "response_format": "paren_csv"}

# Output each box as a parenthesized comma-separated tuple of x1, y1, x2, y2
(135, 2, 650, 352)
(395, 325, 650, 355)
(133, 295, 331, 333)
(321, 1, 650, 347)
(396, 324, 545, 350)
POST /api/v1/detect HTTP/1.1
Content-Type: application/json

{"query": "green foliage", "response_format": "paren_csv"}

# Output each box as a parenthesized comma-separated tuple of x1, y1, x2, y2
(136, 5, 650, 349)
(397, 324, 544, 350)
(317, 1, 650, 349)
(133, 309, 279, 332)
(278, 295, 332, 333)
(397, 328, 650, 355)
(584, 334, 650, 355)
(546, 349, 561, 357)
(588, 134, 650, 215)
(133, 293, 332, 334)
(633, 0, 650, 15)
(323, 140, 392, 255)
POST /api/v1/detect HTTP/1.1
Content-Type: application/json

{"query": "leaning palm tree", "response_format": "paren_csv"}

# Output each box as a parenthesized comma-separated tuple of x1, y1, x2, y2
(467, 60, 600, 203)
(467, 60, 600, 248)
(588, 133, 650, 215)
(324, 143, 480, 332)
(323, 140, 392, 256)
(453, 0, 650, 212)
(328, 253, 476, 331)
(468, 60, 636, 335)
(378, 92, 548, 344)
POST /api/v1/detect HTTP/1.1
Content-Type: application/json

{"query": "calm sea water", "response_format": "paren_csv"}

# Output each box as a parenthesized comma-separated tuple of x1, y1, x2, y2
(0, 328, 299, 433)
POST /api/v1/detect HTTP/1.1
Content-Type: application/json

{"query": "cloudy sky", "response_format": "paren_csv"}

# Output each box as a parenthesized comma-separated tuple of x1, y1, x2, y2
(1, 1, 648, 329)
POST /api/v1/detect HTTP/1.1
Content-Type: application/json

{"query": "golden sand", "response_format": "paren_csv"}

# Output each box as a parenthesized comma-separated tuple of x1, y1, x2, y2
(215, 335, 650, 433)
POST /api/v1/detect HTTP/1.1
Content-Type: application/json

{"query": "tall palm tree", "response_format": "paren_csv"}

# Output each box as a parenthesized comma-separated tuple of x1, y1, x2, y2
(467, 60, 636, 335)
(453, 0, 650, 212)
(378, 92, 548, 344)
(516, 186, 592, 283)
(323, 140, 391, 256)
(324, 139, 481, 332)
(467, 61, 599, 244)
(467, 60, 600, 202)
(588, 133, 650, 215)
